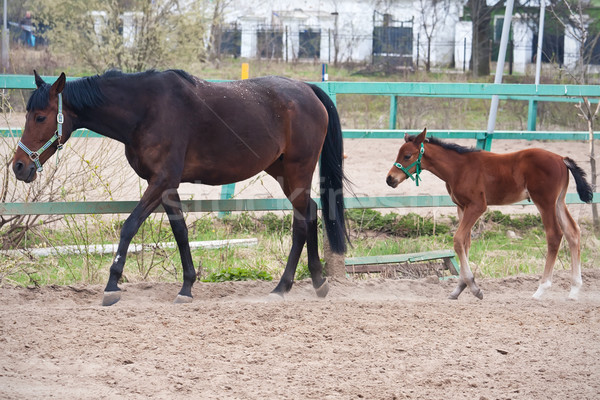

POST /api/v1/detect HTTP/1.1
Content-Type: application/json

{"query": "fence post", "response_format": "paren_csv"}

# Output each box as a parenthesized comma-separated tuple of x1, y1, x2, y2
(527, 99, 538, 131)
(389, 95, 397, 129)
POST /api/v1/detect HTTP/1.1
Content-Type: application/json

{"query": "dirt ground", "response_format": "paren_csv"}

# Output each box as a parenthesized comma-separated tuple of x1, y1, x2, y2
(3, 113, 600, 399)
(1, 270, 600, 400)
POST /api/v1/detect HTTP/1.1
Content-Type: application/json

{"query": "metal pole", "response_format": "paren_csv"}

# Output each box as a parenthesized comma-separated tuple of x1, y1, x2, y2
(483, 0, 515, 151)
(527, 0, 545, 131)
(535, 0, 545, 87)
(2, 0, 9, 70)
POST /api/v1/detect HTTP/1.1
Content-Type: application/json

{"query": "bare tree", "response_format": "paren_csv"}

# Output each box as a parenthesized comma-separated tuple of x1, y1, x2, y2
(549, 0, 600, 232)
(416, 0, 451, 72)
(26, 0, 210, 73)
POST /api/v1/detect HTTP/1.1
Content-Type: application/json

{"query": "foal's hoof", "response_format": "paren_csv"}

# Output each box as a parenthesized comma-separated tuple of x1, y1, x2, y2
(102, 291, 122, 306)
(448, 293, 459, 300)
(174, 295, 193, 304)
(315, 279, 330, 298)
(473, 289, 484, 300)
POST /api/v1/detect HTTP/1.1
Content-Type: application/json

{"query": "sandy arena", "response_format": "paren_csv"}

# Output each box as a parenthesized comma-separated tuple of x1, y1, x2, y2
(2, 112, 600, 398)
(1, 271, 600, 399)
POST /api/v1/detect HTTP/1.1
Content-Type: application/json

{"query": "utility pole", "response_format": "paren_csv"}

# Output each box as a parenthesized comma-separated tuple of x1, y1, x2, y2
(1, 0, 8, 70)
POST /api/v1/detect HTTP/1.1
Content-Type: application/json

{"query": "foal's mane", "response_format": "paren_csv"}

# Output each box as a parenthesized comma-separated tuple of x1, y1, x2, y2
(27, 69, 196, 113)
(407, 135, 481, 154)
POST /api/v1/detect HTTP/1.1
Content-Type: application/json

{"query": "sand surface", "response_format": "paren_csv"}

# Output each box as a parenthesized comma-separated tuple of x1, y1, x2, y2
(1, 271, 600, 399)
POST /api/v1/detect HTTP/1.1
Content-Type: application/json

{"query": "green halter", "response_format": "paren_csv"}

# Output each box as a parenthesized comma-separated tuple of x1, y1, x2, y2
(18, 93, 64, 172)
(394, 142, 424, 186)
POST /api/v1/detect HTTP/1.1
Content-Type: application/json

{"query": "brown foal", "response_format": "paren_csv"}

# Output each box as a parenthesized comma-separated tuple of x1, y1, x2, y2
(386, 128, 593, 300)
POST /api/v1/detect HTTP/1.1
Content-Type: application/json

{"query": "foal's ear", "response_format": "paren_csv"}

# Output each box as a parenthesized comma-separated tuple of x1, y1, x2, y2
(33, 70, 45, 88)
(51, 72, 66, 95)
(414, 128, 427, 144)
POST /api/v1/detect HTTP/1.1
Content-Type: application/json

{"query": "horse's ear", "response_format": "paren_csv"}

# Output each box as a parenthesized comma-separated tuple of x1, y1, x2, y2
(404, 132, 410, 142)
(415, 128, 427, 144)
(51, 72, 66, 95)
(33, 70, 45, 88)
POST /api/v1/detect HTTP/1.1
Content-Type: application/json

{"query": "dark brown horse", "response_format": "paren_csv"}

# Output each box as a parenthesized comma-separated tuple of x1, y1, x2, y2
(386, 128, 593, 300)
(13, 70, 348, 305)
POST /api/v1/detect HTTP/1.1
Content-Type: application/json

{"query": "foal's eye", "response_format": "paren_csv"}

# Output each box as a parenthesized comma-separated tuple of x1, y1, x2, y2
(35, 115, 47, 123)
(403, 154, 412, 160)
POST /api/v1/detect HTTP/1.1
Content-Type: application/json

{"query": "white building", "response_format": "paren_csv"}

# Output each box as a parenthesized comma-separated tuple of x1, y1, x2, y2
(211, 0, 462, 68)
(105, 0, 600, 73)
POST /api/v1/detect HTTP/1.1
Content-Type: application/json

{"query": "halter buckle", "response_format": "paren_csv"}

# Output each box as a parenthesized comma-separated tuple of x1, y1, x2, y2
(28, 151, 40, 162)
(57, 112, 64, 124)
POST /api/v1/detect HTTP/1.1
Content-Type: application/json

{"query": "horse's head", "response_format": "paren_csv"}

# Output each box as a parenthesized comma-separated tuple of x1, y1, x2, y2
(13, 70, 68, 183)
(386, 128, 427, 188)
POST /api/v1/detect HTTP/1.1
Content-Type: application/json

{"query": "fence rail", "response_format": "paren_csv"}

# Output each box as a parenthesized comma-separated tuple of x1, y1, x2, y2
(1, 74, 599, 216)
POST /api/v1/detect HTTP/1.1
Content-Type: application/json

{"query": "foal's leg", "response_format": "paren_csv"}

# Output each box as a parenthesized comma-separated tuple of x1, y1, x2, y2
(449, 204, 485, 300)
(532, 201, 563, 300)
(103, 182, 169, 306)
(556, 199, 582, 300)
(162, 190, 197, 303)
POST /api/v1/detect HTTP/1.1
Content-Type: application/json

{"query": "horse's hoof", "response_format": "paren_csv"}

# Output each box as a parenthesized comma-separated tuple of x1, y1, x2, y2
(315, 279, 329, 298)
(102, 291, 121, 306)
(174, 295, 193, 304)
(448, 294, 459, 300)
(266, 292, 285, 302)
(473, 289, 483, 300)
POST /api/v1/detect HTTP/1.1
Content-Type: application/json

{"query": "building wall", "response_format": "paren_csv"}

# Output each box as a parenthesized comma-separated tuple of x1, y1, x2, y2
(220, 0, 462, 66)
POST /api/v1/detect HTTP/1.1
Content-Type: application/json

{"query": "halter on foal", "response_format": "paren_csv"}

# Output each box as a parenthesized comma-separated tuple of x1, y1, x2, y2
(13, 70, 348, 305)
(387, 128, 593, 300)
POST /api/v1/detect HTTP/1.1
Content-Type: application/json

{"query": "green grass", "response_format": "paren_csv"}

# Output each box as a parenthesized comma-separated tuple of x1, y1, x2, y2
(1, 210, 597, 287)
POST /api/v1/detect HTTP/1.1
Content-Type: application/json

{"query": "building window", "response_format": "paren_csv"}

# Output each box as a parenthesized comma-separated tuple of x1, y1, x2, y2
(219, 23, 241, 58)
(257, 25, 283, 59)
(372, 12, 413, 66)
(299, 27, 321, 59)
(532, 31, 564, 65)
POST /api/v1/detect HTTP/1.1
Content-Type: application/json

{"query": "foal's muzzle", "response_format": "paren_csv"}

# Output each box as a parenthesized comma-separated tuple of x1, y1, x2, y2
(386, 174, 399, 188)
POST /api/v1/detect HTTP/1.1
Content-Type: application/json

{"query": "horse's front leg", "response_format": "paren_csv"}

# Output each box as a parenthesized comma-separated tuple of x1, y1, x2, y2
(161, 189, 197, 303)
(449, 204, 485, 300)
(102, 182, 168, 306)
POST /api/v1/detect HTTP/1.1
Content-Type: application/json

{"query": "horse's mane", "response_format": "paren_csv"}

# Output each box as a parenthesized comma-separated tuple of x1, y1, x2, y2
(27, 69, 196, 113)
(407, 135, 481, 154)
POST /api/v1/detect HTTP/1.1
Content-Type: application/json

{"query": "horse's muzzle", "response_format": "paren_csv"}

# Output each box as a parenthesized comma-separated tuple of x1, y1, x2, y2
(13, 160, 37, 183)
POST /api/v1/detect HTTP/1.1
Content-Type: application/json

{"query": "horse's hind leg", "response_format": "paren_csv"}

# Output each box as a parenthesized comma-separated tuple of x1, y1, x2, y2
(162, 190, 197, 303)
(532, 201, 563, 300)
(556, 199, 583, 300)
(270, 204, 309, 297)
(266, 161, 326, 298)
(306, 198, 329, 297)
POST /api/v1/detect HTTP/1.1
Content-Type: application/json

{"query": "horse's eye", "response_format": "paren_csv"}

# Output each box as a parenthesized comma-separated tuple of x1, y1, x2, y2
(403, 154, 412, 160)
(35, 115, 46, 123)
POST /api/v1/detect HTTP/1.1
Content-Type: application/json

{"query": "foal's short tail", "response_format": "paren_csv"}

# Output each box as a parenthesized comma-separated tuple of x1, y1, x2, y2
(564, 157, 594, 203)
(309, 84, 348, 254)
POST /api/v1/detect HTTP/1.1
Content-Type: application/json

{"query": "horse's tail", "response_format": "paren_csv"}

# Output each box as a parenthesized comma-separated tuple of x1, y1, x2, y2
(564, 157, 594, 203)
(309, 83, 348, 254)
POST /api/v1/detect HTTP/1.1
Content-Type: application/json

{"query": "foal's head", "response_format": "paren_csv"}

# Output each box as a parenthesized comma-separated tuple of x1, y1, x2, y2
(386, 128, 427, 188)
(13, 71, 67, 182)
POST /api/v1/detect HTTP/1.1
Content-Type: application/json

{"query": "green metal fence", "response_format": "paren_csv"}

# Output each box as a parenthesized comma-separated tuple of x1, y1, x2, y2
(1, 74, 599, 216)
